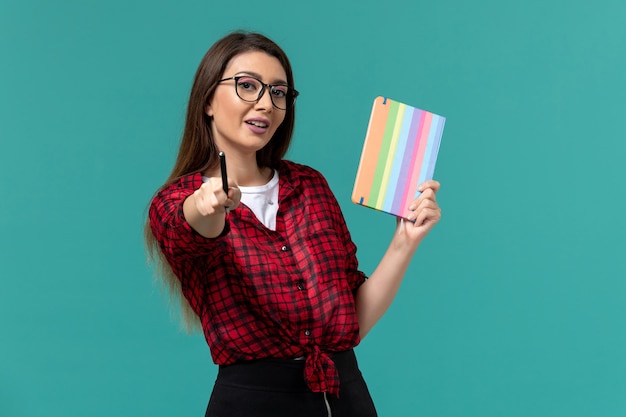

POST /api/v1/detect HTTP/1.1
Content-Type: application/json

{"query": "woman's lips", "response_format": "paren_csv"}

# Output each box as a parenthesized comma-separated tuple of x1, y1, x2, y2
(245, 118, 270, 134)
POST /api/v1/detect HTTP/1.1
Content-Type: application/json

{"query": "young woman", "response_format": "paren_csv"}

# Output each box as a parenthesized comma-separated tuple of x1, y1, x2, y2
(146, 31, 441, 417)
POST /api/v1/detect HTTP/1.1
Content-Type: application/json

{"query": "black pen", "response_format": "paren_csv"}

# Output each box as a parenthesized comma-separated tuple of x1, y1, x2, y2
(218, 152, 230, 213)
(218, 152, 228, 194)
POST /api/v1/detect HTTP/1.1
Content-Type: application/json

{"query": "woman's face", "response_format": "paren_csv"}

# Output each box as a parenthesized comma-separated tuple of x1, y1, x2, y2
(206, 51, 288, 160)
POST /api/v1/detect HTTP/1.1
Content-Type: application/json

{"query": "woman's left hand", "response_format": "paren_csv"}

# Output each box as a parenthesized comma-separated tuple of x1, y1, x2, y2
(397, 180, 442, 245)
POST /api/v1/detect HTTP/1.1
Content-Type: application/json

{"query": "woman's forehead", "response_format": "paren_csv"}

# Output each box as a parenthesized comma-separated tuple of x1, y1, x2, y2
(224, 51, 288, 82)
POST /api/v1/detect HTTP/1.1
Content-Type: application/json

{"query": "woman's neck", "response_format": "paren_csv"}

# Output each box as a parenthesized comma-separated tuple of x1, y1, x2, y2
(206, 154, 273, 187)
(233, 164, 273, 187)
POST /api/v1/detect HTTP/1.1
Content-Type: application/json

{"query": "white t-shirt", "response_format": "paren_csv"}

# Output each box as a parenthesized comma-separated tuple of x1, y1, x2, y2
(203, 169, 279, 230)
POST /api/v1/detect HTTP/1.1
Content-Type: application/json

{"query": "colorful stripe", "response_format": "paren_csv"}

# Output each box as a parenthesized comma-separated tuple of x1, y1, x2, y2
(351, 98, 390, 205)
(376, 102, 406, 209)
(368, 99, 399, 205)
(383, 105, 414, 214)
(352, 96, 445, 219)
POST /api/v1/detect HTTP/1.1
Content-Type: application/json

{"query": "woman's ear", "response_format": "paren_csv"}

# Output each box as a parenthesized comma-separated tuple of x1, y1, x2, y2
(205, 104, 213, 117)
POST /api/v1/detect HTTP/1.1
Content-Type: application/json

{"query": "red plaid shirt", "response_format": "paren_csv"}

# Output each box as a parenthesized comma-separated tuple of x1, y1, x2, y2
(149, 160, 367, 395)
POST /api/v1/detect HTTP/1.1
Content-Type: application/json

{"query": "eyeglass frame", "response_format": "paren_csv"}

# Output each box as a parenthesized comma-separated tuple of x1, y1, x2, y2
(217, 75, 299, 110)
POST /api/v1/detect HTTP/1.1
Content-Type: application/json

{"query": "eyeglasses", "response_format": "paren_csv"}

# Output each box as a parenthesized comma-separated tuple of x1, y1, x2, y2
(218, 76, 299, 110)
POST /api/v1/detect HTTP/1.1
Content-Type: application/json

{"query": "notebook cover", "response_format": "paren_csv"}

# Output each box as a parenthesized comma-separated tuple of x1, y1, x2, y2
(352, 96, 446, 219)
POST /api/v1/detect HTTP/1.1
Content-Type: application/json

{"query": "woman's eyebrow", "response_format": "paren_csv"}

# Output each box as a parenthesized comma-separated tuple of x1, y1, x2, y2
(234, 71, 288, 85)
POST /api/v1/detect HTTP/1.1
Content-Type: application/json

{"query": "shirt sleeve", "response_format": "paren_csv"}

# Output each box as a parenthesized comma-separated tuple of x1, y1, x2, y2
(149, 173, 229, 263)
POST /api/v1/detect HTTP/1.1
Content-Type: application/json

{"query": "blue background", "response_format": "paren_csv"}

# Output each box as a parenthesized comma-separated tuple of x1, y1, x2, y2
(1, 0, 625, 416)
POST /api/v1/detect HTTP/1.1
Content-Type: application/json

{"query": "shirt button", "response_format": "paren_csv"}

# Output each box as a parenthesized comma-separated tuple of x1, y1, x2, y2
(281, 245, 288, 252)
(304, 330, 311, 336)
(297, 281, 304, 290)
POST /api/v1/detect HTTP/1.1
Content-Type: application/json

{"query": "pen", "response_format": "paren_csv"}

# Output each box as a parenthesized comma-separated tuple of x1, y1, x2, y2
(218, 152, 230, 213)
(218, 151, 228, 194)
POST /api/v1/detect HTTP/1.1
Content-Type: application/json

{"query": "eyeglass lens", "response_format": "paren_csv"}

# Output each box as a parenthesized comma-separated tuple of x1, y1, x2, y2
(235, 77, 293, 109)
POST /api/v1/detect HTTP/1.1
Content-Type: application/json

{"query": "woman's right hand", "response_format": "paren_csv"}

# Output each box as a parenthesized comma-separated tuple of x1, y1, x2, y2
(183, 177, 241, 238)
(192, 177, 241, 216)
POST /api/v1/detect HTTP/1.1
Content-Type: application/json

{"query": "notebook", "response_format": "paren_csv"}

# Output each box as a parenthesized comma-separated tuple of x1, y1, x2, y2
(352, 96, 446, 219)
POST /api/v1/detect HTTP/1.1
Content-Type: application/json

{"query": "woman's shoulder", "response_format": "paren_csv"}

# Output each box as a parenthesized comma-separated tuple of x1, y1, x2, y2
(152, 172, 204, 204)
(161, 172, 203, 191)
(279, 160, 326, 181)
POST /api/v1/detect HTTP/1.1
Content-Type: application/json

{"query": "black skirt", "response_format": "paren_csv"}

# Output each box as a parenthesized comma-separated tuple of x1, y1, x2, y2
(205, 349, 377, 417)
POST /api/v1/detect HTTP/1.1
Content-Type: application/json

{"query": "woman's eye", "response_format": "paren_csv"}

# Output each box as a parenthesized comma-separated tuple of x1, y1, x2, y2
(272, 87, 288, 98)
(237, 78, 259, 91)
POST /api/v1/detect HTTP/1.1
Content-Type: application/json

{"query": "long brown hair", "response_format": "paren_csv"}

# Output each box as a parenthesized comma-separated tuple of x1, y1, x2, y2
(145, 31, 297, 330)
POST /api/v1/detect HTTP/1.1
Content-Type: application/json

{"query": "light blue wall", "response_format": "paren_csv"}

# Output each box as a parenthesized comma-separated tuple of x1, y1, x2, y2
(1, 0, 625, 416)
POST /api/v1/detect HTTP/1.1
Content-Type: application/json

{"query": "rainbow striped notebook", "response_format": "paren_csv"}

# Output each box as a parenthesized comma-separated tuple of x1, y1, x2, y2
(352, 96, 446, 219)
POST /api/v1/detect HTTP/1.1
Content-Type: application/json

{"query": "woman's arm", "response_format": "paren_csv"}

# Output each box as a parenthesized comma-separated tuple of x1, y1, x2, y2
(355, 180, 441, 339)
